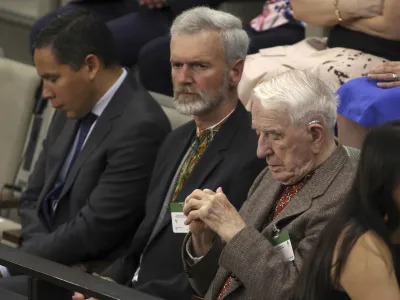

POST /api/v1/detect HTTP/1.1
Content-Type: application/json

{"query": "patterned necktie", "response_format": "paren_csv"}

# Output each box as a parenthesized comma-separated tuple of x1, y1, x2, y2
(41, 112, 98, 228)
(216, 173, 313, 300)
(170, 124, 223, 203)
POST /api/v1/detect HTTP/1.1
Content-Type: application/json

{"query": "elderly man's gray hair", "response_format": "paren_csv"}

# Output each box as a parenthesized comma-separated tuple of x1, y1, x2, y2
(253, 70, 339, 132)
(170, 6, 250, 66)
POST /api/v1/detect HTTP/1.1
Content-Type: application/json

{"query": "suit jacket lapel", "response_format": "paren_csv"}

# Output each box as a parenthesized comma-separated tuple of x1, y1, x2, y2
(270, 185, 312, 230)
(249, 176, 282, 231)
(144, 124, 195, 246)
(151, 102, 246, 239)
(59, 117, 112, 199)
(270, 144, 348, 230)
(58, 74, 134, 200)
(158, 125, 195, 207)
(37, 119, 79, 209)
(177, 102, 248, 204)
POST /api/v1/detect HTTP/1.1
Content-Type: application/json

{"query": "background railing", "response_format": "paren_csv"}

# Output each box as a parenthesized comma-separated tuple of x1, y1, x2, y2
(0, 244, 162, 300)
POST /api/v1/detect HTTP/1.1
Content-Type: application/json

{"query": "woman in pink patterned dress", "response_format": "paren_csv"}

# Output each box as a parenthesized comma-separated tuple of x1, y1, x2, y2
(246, 0, 304, 53)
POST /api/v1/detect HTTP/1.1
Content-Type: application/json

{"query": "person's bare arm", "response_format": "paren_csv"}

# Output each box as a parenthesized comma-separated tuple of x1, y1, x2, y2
(345, 0, 400, 40)
(339, 231, 400, 300)
(291, 0, 383, 27)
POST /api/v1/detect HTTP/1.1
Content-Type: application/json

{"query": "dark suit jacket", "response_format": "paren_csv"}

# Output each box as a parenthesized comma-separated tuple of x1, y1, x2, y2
(18, 73, 171, 270)
(102, 101, 266, 300)
(183, 145, 360, 300)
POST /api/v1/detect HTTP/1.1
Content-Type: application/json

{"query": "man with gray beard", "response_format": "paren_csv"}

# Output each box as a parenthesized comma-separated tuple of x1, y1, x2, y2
(73, 7, 266, 300)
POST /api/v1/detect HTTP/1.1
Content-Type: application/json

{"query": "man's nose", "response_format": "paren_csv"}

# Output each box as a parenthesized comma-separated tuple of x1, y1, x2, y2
(256, 134, 273, 158)
(177, 65, 193, 84)
(42, 82, 54, 100)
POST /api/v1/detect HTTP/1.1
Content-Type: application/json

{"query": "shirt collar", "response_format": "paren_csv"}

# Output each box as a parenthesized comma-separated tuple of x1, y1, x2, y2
(196, 108, 235, 136)
(91, 68, 128, 117)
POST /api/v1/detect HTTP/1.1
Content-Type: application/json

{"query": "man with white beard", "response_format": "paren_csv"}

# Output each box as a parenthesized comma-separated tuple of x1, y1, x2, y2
(73, 6, 266, 300)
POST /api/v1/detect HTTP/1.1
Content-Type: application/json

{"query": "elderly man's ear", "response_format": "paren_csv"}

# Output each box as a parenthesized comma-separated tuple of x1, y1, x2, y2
(308, 123, 325, 151)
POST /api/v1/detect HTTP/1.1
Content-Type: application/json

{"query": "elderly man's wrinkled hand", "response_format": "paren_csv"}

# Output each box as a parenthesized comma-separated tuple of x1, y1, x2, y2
(368, 61, 400, 88)
(138, 0, 166, 9)
(184, 187, 246, 243)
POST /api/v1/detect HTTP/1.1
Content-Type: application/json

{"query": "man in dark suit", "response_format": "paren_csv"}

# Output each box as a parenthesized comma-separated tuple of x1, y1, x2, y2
(0, 9, 170, 295)
(30, 0, 225, 67)
(73, 6, 266, 300)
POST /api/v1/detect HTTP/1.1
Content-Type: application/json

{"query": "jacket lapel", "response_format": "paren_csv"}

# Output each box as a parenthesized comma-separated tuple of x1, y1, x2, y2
(177, 102, 247, 203)
(58, 74, 134, 200)
(250, 177, 282, 231)
(270, 144, 349, 231)
(151, 102, 247, 239)
(157, 125, 196, 208)
(59, 117, 112, 199)
(37, 119, 79, 209)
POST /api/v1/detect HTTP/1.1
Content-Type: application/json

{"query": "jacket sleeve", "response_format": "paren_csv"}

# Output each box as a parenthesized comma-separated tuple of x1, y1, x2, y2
(18, 113, 61, 242)
(182, 166, 268, 296)
(100, 131, 177, 284)
(18, 142, 50, 241)
(217, 193, 344, 300)
(19, 121, 168, 266)
(182, 234, 225, 296)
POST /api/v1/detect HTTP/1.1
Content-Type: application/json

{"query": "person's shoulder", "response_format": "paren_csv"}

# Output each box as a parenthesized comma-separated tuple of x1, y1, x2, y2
(336, 229, 393, 277)
(158, 119, 195, 146)
(333, 228, 400, 299)
(342, 145, 361, 162)
(330, 144, 360, 181)
(115, 87, 171, 130)
(354, 231, 392, 263)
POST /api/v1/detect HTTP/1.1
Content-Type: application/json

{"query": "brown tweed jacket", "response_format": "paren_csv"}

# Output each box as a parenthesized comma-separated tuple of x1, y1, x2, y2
(182, 144, 359, 300)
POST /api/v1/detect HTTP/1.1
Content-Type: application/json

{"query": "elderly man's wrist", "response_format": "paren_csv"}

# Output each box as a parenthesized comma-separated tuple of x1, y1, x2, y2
(219, 223, 247, 243)
(192, 231, 216, 257)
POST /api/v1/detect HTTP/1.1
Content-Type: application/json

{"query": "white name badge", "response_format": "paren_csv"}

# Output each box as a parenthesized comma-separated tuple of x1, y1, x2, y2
(271, 230, 295, 261)
(170, 202, 189, 233)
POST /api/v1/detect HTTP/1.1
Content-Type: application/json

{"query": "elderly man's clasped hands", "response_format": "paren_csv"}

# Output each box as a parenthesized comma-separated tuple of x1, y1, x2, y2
(183, 187, 247, 253)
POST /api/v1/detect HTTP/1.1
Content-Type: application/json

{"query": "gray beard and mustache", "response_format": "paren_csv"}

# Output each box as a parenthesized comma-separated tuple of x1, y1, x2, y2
(173, 76, 230, 116)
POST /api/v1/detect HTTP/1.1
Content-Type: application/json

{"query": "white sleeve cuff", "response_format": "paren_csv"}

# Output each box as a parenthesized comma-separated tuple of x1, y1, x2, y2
(186, 238, 204, 264)
(0, 265, 11, 278)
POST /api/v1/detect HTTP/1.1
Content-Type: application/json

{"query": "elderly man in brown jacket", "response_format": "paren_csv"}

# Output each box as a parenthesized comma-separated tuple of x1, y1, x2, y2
(182, 70, 360, 300)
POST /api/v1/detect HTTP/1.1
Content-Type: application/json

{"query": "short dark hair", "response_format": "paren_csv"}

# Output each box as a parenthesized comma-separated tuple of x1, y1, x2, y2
(33, 8, 118, 70)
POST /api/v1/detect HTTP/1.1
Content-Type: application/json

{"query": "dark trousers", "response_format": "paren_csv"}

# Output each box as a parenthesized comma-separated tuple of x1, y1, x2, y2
(30, 0, 172, 67)
(137, 22, 305, 96)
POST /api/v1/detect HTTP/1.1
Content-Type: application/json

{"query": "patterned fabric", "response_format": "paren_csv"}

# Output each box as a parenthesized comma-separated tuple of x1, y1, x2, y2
(269, 173, 312, 222)
(170, 124, 223, 202)
(250, 0, 300, 32)
(216, 173, 313, 300)
(216, 276, 233, 300)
